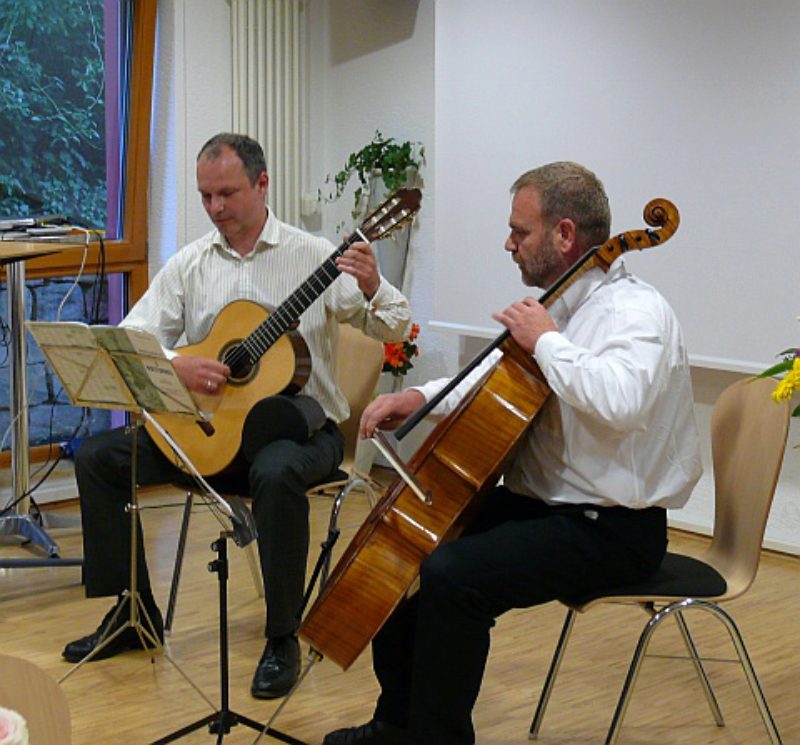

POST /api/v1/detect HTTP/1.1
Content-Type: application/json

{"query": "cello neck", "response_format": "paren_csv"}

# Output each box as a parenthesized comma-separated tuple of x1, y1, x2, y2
(395, 197, 680, 441)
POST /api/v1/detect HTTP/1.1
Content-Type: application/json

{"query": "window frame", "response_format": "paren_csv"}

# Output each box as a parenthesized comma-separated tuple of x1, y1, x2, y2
(0, 0, 157, 466)
(5, 0, 156, 298)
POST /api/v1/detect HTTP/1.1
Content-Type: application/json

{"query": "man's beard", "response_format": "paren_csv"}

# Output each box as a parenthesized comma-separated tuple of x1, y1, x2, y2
(519, 233, 562, 289)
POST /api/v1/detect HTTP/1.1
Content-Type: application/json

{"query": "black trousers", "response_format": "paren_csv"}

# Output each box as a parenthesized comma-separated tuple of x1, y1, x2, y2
(74, 419, 344, 638)
(370, 486, 667, 745)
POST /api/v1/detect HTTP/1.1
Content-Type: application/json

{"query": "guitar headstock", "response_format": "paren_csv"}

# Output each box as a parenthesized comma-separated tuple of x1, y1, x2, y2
(358, 188, 422, 242)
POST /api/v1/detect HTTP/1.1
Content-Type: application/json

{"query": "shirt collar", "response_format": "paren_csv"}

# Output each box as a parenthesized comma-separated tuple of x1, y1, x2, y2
(548, 256, 629, 329)
(259, 206, 281, 248)
(210, 205, 279, 256)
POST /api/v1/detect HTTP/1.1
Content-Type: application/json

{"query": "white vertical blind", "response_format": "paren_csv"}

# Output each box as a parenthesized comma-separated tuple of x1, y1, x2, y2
(231, 0, 305, 224)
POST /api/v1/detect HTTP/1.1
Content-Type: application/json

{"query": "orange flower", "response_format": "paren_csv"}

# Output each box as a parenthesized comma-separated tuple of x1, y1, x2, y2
(383, 324, 421, 377)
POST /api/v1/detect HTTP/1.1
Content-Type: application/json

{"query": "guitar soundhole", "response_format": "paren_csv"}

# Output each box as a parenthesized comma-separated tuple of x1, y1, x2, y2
(221, 342, 257, 385)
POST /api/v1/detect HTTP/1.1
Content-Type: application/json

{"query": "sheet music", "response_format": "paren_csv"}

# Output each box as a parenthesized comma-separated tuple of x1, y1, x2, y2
(27, 322, 200, 416)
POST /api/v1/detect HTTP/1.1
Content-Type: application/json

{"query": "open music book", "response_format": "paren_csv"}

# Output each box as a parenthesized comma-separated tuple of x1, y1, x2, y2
(26, 321, 201, 417)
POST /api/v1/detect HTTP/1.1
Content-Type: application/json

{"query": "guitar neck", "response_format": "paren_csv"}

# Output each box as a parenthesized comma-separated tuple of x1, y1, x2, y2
(227, 187, 420, 371)
(242, 232, 362, 360)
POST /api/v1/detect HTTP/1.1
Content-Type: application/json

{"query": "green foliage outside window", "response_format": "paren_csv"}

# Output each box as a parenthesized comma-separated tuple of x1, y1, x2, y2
(0, 0, 108, 227)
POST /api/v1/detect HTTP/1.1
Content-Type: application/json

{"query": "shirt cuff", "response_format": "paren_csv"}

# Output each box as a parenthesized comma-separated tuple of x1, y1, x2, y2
(365, 275, 389, 306)
(533, 330, 569, 373)
(408, 383, 434, 402)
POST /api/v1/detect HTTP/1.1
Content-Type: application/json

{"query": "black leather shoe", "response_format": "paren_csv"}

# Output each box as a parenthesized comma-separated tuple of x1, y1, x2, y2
(62, 597, 164, 663)
(322, 719, 408, 745)
(250, 635, 300, 699)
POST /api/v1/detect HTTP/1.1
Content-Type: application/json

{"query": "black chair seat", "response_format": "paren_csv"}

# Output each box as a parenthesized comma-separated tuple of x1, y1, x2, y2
(564, 552, 728, 608)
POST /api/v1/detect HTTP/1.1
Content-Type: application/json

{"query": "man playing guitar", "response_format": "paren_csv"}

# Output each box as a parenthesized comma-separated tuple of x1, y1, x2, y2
(61, 133, 412, 700)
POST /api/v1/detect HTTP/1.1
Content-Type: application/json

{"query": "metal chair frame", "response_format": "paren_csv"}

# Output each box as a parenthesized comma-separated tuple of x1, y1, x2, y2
(530, 598, 781, 744)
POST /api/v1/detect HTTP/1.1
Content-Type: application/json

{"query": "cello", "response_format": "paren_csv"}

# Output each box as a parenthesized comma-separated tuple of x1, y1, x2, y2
(299, 198, 680, 670)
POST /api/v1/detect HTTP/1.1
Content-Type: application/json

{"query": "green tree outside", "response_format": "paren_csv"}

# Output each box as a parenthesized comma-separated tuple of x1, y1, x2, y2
(0, 0, 107, 227)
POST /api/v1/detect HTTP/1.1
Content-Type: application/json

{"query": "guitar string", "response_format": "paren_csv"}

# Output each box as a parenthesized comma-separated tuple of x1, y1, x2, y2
(223, 246, 350, 371)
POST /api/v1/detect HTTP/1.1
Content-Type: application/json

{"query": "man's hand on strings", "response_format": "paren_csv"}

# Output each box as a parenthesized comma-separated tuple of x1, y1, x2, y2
(360, 389, 426, 439)
(172, 355, 231, 394)
(336, 238, 381, 299)
(492, 297, 557, 355)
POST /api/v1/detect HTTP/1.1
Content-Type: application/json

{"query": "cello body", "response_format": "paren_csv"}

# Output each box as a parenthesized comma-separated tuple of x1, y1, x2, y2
(299, 339, 550, 669)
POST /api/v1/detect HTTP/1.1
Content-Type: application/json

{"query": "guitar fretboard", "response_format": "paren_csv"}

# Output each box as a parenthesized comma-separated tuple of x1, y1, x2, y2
(225, 233, 360, 371)
(222, 187, 420, 375)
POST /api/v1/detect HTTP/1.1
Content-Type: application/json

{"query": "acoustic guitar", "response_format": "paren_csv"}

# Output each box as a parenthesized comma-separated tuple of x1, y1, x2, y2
(145, 188, 421, 476)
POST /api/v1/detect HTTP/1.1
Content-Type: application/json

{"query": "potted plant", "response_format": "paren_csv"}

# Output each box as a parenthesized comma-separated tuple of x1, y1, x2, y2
(320, 130, 425, 220)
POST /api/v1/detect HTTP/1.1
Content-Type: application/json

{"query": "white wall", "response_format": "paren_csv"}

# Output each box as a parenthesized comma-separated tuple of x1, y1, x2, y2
(148, 0, 800, 554)
(306, 0, 449, 455)
(433, 0, 800, 375)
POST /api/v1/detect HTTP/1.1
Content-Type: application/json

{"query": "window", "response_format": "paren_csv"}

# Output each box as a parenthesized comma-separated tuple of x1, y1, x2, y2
(1, 1, 121, 233)
(0, 0, 156, 461)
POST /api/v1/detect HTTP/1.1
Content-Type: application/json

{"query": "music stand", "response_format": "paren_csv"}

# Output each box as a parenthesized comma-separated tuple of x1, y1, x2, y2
(142, 412, 311, 745)
(28, 321, 308, 742)
(24, 322, 228, 709)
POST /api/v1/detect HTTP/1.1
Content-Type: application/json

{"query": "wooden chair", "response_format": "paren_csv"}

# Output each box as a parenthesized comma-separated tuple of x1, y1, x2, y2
(0, 654, 71, 745)
(164, 323, 386, 631)
(306, 322, 386, 506)
(529, 376, 790, 745)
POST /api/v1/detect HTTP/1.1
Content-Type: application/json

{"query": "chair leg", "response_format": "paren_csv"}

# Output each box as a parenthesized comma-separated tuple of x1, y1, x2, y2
(165, 491, 194, 634)
(245, 540, 264, 598)
(529, 608, 577, 740)
(351, 469, 383, 507)
(605, 600, 672, 745)
(606, 598, 783, 745)
(697, 600, 783, 745)
(673, 608, 725, 725)
(320, 478, 359, 589)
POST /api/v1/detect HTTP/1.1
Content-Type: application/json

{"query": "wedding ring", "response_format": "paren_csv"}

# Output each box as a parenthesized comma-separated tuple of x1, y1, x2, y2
(206, 379, 213, 390)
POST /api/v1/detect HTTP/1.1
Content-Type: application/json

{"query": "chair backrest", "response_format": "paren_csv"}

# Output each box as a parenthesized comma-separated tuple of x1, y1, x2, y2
(0, 655, 71, 745)
(335, 323, 385, 468)
(705, 376, 791, 599)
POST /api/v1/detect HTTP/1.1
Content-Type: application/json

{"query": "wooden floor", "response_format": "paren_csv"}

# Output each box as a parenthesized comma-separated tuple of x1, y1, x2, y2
(0, 483, 798, 745)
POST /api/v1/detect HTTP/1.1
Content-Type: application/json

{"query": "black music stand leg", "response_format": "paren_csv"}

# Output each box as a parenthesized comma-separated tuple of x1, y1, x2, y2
(151, 532, 308, 745)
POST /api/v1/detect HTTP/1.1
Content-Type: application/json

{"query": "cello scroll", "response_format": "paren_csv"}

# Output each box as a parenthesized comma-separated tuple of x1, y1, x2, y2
(594, 197, 679, 269)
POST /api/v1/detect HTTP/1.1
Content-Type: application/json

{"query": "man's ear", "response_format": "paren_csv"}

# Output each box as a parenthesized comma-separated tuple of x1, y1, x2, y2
(257, 171, 269, 197)
(554, 217, 578, 256)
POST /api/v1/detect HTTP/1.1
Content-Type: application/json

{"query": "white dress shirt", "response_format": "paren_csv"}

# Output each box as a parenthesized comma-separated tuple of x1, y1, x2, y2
(413, 260, 702, 509)
(122, 209, 411, 423)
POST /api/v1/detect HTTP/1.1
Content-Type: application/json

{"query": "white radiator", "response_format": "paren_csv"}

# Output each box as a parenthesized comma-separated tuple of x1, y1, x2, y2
(230, 0, 305, 225)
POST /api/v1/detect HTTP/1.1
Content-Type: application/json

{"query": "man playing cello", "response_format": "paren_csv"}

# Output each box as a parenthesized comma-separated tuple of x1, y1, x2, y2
(323, 162, 702, 745)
